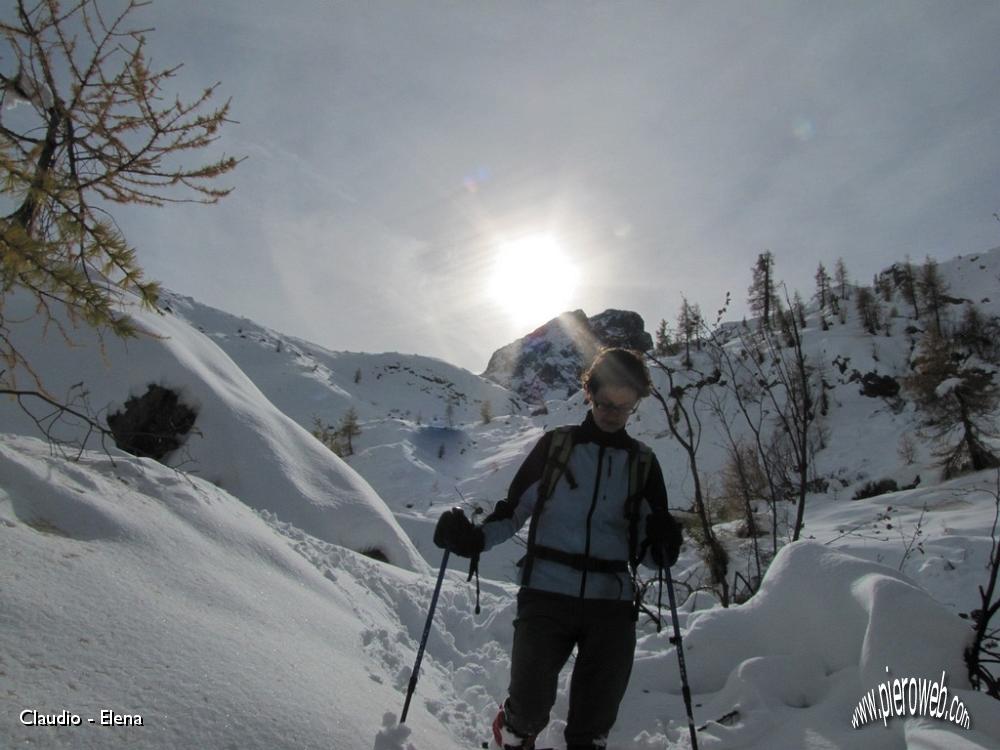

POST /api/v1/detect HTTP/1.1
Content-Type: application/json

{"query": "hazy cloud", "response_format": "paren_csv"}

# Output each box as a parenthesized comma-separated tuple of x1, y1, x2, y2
(109, 0, 1000, 371)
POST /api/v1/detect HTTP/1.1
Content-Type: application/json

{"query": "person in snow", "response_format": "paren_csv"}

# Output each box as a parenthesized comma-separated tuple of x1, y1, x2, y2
(434, 347, 683, 750)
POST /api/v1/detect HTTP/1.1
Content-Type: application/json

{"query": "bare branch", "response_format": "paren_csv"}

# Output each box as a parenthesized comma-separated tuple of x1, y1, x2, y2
(965, 472, 1000, 699)
(1, 0, 240, 446)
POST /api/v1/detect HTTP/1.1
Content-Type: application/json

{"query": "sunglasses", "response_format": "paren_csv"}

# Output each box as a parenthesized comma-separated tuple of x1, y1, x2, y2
(592, 399, 639, 416)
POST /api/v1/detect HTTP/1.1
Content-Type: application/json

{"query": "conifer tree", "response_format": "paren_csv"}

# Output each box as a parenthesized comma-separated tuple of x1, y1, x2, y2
(1, 0, 240, 400)
(906, 331, 999, 479)
(677, 297, 701, 367)
(855, 287, 881, 335)
(958, 303, 997, 361)
(793, 290, 807, 330)
(709, 285, 818, 547)
(337, 407, 362, 456)
(918, 256, 949, 334)
(654, 318, 674, 357)
(311, 417, 339, 454)
(876, 273, 893, 303)
(814, 262, 831, 311)
(834, 257, 850, 301)
(748, 251, 776, 329)
(900, 256, 921, 320)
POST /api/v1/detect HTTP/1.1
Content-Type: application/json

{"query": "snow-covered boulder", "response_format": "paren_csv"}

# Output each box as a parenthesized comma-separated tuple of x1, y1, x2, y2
(626, 542, 1000, 749)
(0, 434, 464, 749)
(0, 287, 423, 570)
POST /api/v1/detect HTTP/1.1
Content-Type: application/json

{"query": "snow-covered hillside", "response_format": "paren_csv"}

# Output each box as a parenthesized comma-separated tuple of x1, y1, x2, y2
(0, 285, 424, 571)
(5, 431, 1000, 749)
(3, 247, 1000, 748)
(0, 433, 509, 749)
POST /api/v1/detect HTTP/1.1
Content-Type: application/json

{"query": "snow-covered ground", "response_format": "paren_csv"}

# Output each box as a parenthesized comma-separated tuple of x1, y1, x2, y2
(3, 248, 1000, 748)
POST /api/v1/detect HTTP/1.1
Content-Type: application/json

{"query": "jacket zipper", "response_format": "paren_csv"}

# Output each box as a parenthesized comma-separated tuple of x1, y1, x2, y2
(579, 445, 606, 599)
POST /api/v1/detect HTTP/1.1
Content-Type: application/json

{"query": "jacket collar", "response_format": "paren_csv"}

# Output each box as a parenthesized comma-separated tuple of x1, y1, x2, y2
(576, 411, 634, 450)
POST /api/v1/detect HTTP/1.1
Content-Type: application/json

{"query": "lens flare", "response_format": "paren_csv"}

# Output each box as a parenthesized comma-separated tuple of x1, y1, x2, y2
(792, 116, 816, 142)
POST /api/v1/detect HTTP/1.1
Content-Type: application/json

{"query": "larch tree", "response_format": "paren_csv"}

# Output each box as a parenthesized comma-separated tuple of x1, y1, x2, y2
(677, 297, 701, 368)
(1, 0, 240, 404)
(748, 250, 775, 329)
(906, 330, 1000, 479)
(855, 286, 882, 335)
(834, 257, 850, 301)
(900, 256, 921, 320)
(918, 256, 949, 335)
(654, 318, 674, 357)
(337, 407, 362, 456)
(814, 262, 831, 311)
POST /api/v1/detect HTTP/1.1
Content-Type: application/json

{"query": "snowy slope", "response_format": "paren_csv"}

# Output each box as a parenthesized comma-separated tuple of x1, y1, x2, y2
(159, 289, 525, 431)
(4, 432, 999, 749)
(0, 434, 505, 749)
(3, 246, 1000, 749)
(143, 250, 1000, 588)
(0, 286, 423, 571)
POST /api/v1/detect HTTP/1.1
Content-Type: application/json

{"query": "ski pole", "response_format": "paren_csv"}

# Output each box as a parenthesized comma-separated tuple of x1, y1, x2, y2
(400, 549, 450, 724)
(663, 566, 698, 750)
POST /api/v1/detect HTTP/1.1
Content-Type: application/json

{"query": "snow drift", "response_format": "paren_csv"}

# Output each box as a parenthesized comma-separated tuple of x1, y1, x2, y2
(0, 433, 516, 749)
(0, 434, 452, 748)
(0, 287, 423, 570)
(5, 433, 1000, 749)
(625, 542, 1000, 750)
(6, 245, 1000, 748)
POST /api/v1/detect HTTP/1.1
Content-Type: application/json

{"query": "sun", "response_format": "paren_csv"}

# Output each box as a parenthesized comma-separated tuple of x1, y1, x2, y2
(488, 234, 580, 328)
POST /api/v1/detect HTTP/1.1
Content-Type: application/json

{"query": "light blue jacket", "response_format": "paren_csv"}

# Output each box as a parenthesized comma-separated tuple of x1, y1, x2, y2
(481, 413, 671, 601)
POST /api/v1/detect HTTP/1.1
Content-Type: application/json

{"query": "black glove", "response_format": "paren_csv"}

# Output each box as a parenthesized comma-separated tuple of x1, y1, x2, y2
(646, 511, 682, 568)
(433, 507, 484, 558)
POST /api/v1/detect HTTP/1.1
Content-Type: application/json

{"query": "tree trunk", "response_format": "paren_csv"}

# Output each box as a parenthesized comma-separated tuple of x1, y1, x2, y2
(11, 108, 61, 235)
(958, 393, 1000, 472)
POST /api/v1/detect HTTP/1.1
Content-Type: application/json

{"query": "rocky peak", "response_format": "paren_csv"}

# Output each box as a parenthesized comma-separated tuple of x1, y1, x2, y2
(482, 309, 653, 404)
(589, 310, 654, 351)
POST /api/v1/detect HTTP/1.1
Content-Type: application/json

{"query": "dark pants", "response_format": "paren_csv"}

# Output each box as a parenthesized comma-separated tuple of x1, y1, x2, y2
(505, 589, 636, 748)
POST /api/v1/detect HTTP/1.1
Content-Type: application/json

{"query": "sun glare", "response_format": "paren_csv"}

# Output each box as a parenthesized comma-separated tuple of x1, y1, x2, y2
(488, 234, 580, 328)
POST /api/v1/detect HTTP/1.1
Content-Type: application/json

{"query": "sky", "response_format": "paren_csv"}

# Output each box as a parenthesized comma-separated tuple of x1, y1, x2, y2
(106, 0, 1000, 373)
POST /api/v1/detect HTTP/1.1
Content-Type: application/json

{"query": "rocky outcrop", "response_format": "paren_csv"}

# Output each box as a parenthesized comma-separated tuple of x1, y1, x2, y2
(482, 309, 653, 403)
(589, 310, 654, 351)
(107, 384, 198, 461)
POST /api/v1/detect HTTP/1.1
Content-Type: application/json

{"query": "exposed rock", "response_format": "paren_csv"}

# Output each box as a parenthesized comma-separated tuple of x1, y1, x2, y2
(858, 372, 901, 399)
(482, 309, 652, 403)
(107, 384, 197, 461)
(589, 310, 654, 351)
(852, 477, 899, 500)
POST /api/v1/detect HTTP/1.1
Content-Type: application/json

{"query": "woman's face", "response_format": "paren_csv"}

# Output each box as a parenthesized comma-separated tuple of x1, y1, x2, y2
(588, 384, 640, 433)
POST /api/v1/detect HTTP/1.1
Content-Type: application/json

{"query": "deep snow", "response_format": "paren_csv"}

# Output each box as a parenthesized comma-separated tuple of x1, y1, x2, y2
(3, 248, 1000, 748)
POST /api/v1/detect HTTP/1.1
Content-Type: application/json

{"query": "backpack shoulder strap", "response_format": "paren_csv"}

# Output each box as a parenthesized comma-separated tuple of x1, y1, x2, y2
(628, 440, 655, 504)
(522, 425, 576, 586)
(538, 426, 577, 500)
(626, 440, 657, 570)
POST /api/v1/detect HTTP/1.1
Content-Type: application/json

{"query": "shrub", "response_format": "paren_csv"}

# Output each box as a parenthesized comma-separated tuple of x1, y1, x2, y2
(107, 385, 197, 461)
(853, 478, 899, 500)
